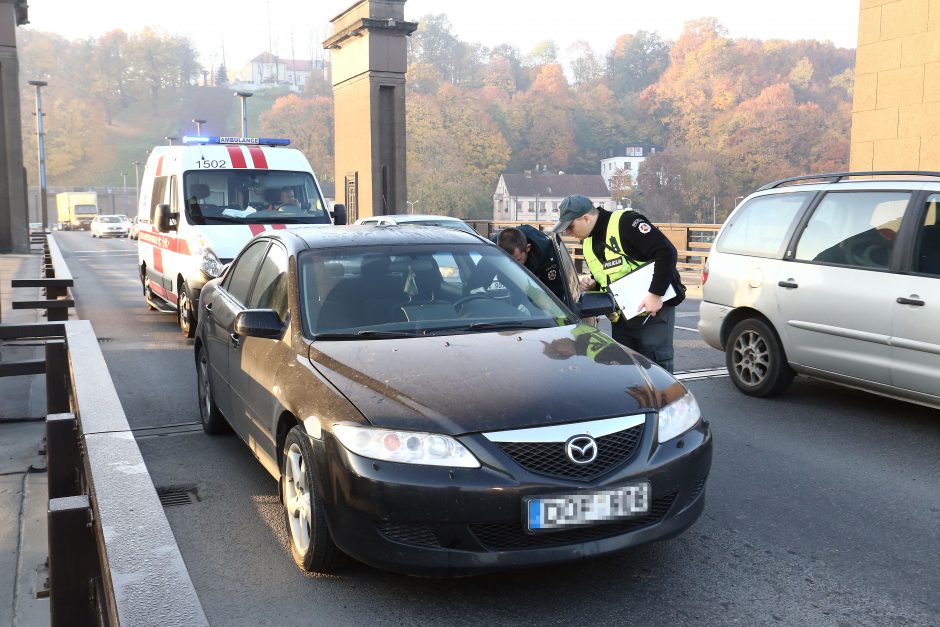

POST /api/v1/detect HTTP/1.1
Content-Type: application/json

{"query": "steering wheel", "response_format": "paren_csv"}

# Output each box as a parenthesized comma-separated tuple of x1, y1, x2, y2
(844, 239, 888, 268)
(453, 292, 490, 310)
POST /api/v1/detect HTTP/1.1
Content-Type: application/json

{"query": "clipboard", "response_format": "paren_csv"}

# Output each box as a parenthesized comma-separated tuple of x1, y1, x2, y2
(606, 262, 676, 320)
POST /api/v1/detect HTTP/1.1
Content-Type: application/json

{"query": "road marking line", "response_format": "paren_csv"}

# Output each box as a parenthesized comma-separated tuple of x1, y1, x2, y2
(673, 367, 729, 381)
(675, 325, 699, 332)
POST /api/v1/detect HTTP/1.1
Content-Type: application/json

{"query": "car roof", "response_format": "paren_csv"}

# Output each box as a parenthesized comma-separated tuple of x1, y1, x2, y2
(262, 224, 486, 251)
(356, 214, 466, 223)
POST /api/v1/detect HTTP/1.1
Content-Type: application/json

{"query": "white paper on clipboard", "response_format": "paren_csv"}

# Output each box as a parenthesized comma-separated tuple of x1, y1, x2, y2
(606, 262, 676, 320)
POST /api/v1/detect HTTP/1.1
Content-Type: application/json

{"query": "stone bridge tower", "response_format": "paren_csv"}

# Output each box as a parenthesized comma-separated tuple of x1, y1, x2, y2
(324, 0, 417, 221)
(0, 0, 29, 252)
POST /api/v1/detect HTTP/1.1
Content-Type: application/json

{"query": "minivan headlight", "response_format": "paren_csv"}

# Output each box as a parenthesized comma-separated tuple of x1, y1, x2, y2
(657, 390, 701, 443)
(332, 425, 481, 468)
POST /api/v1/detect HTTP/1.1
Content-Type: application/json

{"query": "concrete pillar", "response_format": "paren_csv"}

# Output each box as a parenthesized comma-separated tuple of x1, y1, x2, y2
(0, 1, 29, 252)
(324, 0, 417, 221)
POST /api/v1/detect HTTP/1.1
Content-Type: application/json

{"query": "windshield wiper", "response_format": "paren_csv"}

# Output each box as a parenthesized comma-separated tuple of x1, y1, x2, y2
(312, 330, 419, 340)
(200, 215, 248, 224)
(424, 321, 553, 335)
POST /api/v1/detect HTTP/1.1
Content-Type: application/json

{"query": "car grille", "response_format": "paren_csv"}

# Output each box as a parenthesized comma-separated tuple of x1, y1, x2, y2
(494, 424, 643, 481)
(470, 493, 677, 551)
(376, 522, 441, 548)
(685, 474, 708, 507)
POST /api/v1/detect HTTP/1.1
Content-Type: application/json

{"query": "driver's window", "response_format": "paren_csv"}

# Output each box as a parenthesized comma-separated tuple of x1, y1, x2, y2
(224, 242, 269, 305)
(794, 191, 909, 269)
(247, 245, 290, 320)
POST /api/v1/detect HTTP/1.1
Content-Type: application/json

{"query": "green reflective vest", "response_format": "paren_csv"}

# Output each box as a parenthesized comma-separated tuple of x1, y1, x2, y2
(572, 325, 620, 362)
(583, 211, 643, 287)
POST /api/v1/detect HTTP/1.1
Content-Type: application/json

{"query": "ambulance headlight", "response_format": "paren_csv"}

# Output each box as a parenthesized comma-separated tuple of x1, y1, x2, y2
(200, 248, 224, 278)
(193, 236, 224, 278)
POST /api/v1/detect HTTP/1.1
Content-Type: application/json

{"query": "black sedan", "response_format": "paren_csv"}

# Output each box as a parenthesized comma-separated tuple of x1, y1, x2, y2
(194, 225, 712, 576)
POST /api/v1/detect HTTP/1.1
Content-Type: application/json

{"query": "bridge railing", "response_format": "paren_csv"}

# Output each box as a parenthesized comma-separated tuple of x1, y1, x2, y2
(465, 220, 719, 275)
(1, 233, 208, 626)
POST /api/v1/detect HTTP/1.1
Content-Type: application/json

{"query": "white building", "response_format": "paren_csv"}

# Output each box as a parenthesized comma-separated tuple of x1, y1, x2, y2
(492, 169, 613, 222)
(235, 52, 328, 92)
(600, 143, 662, 188)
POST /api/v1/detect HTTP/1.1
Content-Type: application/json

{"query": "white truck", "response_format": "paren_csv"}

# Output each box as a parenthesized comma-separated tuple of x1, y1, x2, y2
(136, 135, 345, 337)
(56, 192, 99, 230)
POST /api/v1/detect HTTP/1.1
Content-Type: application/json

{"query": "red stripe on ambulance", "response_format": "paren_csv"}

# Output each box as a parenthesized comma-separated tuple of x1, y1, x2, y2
(247, 146, 268, 169)
(153, 247, 163, 273)
(271, 224, 287, 230)
(156, 156, 165, 177)
(227, 146, 247, 168)
(249, 224, 266, 236)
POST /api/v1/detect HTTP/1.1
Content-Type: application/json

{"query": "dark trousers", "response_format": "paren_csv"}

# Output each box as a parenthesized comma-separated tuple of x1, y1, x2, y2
(611, 305, 676, 373)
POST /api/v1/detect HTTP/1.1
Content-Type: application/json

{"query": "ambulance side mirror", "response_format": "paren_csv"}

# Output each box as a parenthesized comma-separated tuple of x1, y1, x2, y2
(331, 203, 347, 226)
(154, 204, 178, 232)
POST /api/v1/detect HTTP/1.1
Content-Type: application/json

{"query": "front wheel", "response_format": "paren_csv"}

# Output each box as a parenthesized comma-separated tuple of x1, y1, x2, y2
(282, 426, 346, 574)
(196, 348, 228, 434)
(726, 318, 794, 397)
(178, 282, 196, 338)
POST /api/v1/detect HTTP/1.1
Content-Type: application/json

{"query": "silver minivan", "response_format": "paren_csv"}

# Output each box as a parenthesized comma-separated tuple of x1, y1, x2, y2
(699, 171, 940, 409)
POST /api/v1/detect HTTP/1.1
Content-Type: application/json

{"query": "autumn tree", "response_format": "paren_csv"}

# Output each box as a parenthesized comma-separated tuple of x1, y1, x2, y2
(259, 94, 334, 182)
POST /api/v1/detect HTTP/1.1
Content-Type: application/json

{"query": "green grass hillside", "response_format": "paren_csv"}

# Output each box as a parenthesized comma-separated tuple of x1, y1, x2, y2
(74, 86, 238, 188)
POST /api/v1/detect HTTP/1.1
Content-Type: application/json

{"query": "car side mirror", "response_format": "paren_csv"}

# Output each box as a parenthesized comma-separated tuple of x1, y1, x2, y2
(154, 204, 178, 233)
(331, 203, 347, 226)
(575, 291, 616, 318)
(234, 309, 284, 339)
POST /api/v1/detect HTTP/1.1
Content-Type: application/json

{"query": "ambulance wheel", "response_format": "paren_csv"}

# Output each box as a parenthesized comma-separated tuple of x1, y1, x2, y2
(178, 282, 196, 338)
(141, 265, 156, 310)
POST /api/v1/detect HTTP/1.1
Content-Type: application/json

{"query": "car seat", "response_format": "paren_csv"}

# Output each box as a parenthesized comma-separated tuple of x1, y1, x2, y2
(401, 256, 454, 322)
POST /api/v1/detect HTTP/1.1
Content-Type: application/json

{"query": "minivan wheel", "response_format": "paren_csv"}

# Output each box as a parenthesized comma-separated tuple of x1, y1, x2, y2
(178, 282, 196, 338)
(282, 426, 346, 574)
(196, 348, 228, 434)
(726, 318, 794, 397)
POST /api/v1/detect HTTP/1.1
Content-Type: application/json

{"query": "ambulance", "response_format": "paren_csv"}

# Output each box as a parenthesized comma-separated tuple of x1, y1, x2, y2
(136, 136, 344, 337)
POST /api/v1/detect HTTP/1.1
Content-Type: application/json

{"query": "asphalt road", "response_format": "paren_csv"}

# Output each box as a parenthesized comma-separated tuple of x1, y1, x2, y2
(56, 231, 940, 626)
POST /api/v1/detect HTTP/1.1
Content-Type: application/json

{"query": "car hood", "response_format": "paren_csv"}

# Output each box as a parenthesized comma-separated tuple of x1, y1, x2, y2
(307, 324, 667, 435)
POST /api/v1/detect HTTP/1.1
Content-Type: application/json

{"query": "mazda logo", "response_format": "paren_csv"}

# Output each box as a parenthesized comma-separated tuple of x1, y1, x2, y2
(565, 435, 598, 465)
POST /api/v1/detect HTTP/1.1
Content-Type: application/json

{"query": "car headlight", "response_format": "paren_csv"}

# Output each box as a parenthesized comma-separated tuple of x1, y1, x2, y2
(193, 236, 223, 278)
(657, 390, 701, 443)
(332, 425, 480, 468)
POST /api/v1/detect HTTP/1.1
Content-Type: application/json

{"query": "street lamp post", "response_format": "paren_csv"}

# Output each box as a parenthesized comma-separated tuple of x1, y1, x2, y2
(121, 172, 127, 192)
(192, 118, 206, 135)
(165, 136, 178, 146)
(235, 91, 253, 137)
(406, 200, 419, 214)
(28, 80, 49, 229)
(132, 161, 142, 210)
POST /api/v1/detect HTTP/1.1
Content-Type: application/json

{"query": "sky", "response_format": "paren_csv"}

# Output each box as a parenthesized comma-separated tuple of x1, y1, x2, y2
(23, 0, 861, 72)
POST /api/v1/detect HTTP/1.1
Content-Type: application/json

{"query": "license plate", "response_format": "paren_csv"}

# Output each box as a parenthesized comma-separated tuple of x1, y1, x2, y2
(526, 483, 650, 531)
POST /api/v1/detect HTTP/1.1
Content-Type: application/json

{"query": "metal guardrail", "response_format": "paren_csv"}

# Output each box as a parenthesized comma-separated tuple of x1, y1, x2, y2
(10, 232, 74, 322)
(1, 233, 208, 626)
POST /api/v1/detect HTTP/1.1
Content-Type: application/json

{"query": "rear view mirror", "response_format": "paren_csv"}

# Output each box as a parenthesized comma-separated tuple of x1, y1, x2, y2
(154, 204, 178, 233)
(575, 291, 616, 318)
(331, 203, 347, 226)
(234, 309, 284, 339)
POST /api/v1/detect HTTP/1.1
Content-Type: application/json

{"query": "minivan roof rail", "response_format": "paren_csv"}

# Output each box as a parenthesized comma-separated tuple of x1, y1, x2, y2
(756, 170, 940, 192)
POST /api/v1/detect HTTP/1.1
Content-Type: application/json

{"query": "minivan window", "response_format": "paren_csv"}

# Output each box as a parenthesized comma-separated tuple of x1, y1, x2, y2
(914, 194, 940, 276)
(795, 191, 909, 269)
(716, 192, 811, 258)
(183, 170, 330, 226)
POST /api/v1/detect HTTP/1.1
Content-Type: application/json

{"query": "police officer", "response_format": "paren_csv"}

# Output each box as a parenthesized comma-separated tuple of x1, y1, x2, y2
(496, 225, 566, 303)
(551, 195, 684, 373)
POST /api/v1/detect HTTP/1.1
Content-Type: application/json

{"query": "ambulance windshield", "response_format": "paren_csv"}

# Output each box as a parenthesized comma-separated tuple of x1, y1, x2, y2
(183, 170, 331, 225)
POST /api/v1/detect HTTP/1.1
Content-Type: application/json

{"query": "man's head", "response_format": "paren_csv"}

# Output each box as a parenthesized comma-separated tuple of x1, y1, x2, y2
(552, 194, 598, 240)
(280, 188, 297, 203)
(497, 227, 531, 264)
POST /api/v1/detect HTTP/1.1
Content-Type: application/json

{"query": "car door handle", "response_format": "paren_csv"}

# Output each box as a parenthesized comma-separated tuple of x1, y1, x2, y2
(778, 280, 799, 288)
(230, 332, 241, 348)
(896, 296, 925, 306)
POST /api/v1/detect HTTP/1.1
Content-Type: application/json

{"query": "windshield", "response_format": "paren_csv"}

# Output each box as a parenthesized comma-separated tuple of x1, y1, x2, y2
(75, 205, 97, 215)
(99, 215, 124, 223)
(407, 220, 476, 234)
(183, 170, 331, 226)
(298, 243, 574, 338)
